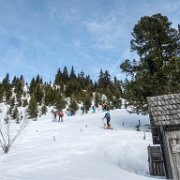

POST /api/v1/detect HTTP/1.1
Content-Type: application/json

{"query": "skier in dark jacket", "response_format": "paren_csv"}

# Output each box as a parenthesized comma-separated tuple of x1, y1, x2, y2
(52, 110, 57, 122)
(102, 110, 111, 129)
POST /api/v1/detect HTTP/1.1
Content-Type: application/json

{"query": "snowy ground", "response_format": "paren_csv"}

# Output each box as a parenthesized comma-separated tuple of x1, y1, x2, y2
(0, 109, 162, 180)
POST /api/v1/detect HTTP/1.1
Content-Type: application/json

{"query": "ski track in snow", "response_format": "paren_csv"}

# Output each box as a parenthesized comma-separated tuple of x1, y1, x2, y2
(0, 109, 163, 180)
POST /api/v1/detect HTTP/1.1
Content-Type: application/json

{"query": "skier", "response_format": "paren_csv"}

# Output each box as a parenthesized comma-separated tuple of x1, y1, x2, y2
(52, 110, 57, 122)
(58, 110, 64, 122)
(92, 106, 96, 113)
(102, 109, 111, 129)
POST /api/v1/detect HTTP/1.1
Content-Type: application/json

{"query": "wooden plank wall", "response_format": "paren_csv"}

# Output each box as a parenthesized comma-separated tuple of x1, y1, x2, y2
(148, 145, 165, 176)
(165, 130, 180, 180)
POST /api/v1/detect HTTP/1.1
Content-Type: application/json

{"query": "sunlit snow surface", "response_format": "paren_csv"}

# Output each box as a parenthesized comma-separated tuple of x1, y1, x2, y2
(0, 109, 163, 180)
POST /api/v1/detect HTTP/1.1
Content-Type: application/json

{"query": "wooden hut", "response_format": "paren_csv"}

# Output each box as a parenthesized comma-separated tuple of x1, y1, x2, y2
(147, 93, 180, 179)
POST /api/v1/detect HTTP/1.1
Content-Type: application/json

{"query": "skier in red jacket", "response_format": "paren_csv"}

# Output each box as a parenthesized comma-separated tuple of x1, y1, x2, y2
(58, 110, 64, 122)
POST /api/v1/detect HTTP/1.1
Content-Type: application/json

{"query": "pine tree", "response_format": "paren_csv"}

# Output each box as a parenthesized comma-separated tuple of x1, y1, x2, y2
(0, 84, 4, 103)
(120, 13, 180, 113)
(5, 89, 12, 104)
(35, 86, 44, 105)
(69, 99, 79, 113)
(14, 76, 24, 106)
(12, 76, 17, 86)
(82, 93, 92, 113)
(2, 73, 12, 104)
(97, 69, 112, 98)
(29, 76, 44, 105)
(111, 98, 122, 109)
(23, 99, 28, 107)
(54, 68, 63, 86)
(12, 106, 19, 123)
(28, 94, 38, 119)
(70, 66, 76, 79)
(29, 78, 36, 94)
(41, 104, 47, 115)
(8, 97, 15, 115)
(2, 73, 10, 87)
(9, 97, 15, 109)
(113, 77, 122, 99)
(44, 84, 56, 106)
(55, 91, 66, 110)
(62, 66, 69, 84)
(65, 81, 77, 97)
(94, 92, 101, 107)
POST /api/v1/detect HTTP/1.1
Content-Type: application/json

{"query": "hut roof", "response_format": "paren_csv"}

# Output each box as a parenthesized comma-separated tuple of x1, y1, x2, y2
(147, 93, 180, 126)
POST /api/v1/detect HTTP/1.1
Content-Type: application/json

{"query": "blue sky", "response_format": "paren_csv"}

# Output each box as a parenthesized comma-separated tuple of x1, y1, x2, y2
(0, 0, 180, 82)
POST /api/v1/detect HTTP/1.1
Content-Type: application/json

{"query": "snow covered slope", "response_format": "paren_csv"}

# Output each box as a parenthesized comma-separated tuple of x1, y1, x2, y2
(0, 109, 161, 180)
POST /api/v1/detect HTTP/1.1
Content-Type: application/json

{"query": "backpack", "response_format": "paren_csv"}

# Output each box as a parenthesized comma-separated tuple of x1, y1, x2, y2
(105, 112, 110, 118)
(60, 111, 64, 116)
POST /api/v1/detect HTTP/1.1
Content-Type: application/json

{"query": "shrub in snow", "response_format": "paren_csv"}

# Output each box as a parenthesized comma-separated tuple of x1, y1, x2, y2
(0, 116, 29, 154)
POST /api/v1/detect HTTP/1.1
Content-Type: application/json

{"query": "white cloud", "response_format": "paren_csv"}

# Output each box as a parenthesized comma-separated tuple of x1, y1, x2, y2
(84, 13, 129, 50)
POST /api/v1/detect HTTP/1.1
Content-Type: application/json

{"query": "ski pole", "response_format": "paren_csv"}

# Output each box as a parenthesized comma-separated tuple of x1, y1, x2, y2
(102, 119, 106, 129)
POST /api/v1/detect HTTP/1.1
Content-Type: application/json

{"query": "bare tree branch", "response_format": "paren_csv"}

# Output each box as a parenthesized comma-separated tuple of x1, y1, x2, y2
(0, 115, 30, 153)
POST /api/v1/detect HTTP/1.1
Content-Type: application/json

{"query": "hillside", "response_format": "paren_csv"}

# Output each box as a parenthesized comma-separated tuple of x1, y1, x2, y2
(0, 109, 162, 180)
